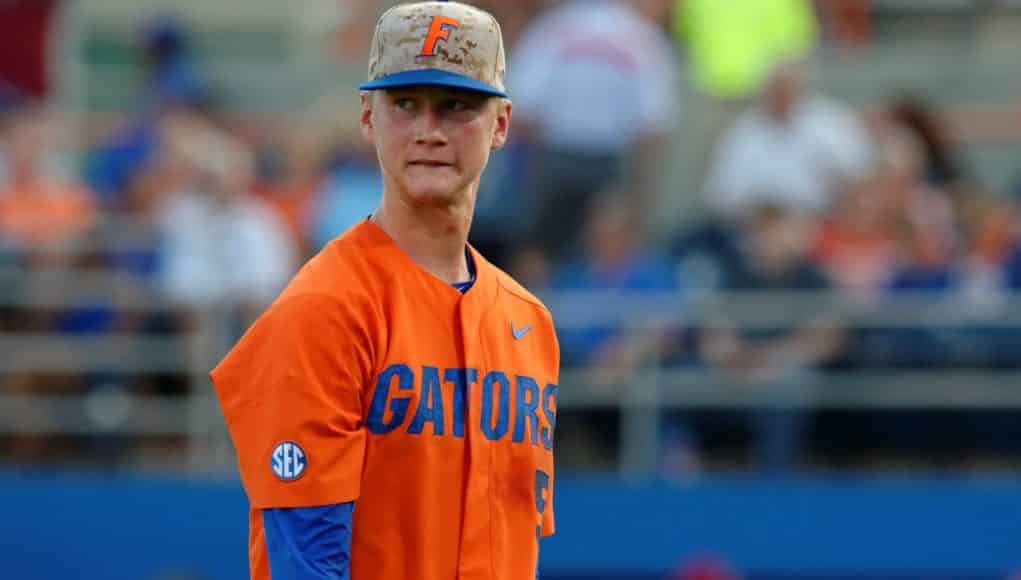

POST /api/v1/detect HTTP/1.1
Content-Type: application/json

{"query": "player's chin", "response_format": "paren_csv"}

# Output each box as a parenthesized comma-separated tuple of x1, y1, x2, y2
(403, 177, 467, 204)
(405, 188, 464, 208)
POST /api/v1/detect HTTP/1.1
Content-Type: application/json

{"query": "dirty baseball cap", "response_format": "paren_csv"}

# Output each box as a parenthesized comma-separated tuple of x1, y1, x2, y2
(360, 1, 508, 98)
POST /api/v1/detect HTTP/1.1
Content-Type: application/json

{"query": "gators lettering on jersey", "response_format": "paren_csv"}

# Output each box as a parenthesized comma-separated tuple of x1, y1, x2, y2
(211, 220, 559, 580)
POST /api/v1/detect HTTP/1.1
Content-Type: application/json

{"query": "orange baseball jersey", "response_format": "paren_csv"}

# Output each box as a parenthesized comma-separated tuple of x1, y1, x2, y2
(211, 220, 559, 580)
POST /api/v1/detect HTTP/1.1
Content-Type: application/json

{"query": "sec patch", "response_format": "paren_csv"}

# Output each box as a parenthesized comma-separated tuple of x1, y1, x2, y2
(270, 441, 307, 482)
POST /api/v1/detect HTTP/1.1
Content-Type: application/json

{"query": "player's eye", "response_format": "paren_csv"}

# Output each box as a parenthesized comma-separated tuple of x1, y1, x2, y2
(446, 99, 469, 112)
(395, 97, 417, 111)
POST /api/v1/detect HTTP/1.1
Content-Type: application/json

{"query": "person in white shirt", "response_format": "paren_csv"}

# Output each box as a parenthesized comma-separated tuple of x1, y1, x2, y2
(704, 60, 873, 219)
(508, 0, 681, 255)
(158, 117, 297, 317)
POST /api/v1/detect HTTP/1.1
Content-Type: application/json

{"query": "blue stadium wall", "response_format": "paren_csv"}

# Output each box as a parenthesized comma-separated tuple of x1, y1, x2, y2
(2, 471, 1019, 580)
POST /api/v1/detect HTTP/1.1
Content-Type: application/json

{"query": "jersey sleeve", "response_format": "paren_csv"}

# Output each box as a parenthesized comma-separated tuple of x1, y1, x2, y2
(211, 293, 373, 508)
(262, 503, 354, 579)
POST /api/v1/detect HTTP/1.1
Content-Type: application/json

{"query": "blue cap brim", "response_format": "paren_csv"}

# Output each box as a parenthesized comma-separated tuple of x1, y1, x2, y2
(359, 69, 508, 98)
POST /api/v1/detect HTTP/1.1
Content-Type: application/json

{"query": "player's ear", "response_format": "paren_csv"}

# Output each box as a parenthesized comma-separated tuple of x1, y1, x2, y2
(490, 98, 511, 151)
(360, 91, 376, 145)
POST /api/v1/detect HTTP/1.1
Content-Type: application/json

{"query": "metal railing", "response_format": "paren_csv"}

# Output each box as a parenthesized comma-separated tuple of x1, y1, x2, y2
(3, 262, 1021, 476)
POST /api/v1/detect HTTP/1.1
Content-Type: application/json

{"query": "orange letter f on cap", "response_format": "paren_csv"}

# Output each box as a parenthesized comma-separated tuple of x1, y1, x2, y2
(419, 16, 460, 57)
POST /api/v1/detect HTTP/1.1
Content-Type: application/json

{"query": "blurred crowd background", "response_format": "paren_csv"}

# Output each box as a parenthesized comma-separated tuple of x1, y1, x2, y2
(3, 0, 1021, 578)
(2, 0, 1021, 477)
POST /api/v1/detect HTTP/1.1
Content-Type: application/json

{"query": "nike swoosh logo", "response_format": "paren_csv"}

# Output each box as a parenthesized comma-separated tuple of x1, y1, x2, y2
(512, 324, 532, 341)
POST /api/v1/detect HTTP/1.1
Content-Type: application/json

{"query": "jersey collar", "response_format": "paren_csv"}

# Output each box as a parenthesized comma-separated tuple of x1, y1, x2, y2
(357, 219, 498, 307)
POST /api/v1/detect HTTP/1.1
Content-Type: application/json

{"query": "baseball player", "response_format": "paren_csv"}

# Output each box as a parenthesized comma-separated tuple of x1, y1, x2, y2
(210, 2, 560, 579)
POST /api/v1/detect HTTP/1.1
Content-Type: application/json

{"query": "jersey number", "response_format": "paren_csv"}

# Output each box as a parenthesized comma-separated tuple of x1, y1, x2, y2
(534, 469, 550, 579)
(534, 469, 550, 539)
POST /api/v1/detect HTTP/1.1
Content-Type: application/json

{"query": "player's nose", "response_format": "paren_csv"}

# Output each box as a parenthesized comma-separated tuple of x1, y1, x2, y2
(413, 108, 448, 146)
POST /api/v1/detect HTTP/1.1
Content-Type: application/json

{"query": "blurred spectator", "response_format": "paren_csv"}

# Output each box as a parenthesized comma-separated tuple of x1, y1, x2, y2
(671, 0, 819, 220)
(841, 139, 1018, 373)
(552, 191, 681, 378)
(887, 213, 959, 294)
(506, 243, 553, 293)
(102, 134, 182, 289)
(959, 193, 1017, 307)
(704, 60, 873, 219)
(308, 158, 380, 252)
(700, 205, 843, 469)
(874, 124, 959, 281)
(1006, 240, 1021, 292)
(817, 0, 872, 52)
(84, 115, 164, 204)
(509, 0, 681, 255)
(550, 191, 681, 471)
(866, 188, 1016, 456)
(669, 218, 744, 292)
(872, 116, 955, 216)
(158, 112, 297, 319)
(865, 207, 963, 371)
(470, 139, 533, 267)
(706, 59, 873, 221)
(814, 175, 900, 303)
(962, 189, 1017, 263)
(140, 16, 210, 110)
(674, 0, 817, 101)
(86, 16, 209, 205)
(887, 96, 963, 188)
(0, 106, 96, 252)
(969, 195, 1021, 360)
(305, 99, 382, 252)
(255, 121, 328, 258)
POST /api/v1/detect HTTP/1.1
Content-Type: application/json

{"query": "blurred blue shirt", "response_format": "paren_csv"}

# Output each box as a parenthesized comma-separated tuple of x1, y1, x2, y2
(1004, 243, 1021, 290)
(552, 252, 680, 365)
(309, 161, 382, 251)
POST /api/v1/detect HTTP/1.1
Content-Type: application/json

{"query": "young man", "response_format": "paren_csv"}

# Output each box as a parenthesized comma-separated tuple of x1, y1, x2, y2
(210, 2, 560, 579)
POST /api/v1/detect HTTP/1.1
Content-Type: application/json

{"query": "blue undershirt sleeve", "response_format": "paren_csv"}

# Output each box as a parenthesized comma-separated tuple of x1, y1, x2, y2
(262, 502, 354, 580)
